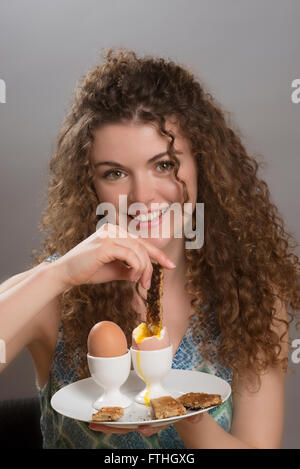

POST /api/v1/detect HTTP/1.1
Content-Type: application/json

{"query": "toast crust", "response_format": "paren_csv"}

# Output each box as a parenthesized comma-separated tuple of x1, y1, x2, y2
(146, 263, 164, 335)
(177, 392, 222, 409)
(150, 395, 187, 419)
(91, 406, 124, 422)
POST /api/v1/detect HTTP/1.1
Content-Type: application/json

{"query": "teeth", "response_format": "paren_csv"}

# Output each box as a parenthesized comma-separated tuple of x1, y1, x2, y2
(131, 207, 168, 222)
(137, 211, 160, 222)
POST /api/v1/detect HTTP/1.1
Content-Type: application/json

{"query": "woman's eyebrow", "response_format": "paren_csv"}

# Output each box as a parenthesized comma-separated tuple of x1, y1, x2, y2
(93, 150, 183, 169)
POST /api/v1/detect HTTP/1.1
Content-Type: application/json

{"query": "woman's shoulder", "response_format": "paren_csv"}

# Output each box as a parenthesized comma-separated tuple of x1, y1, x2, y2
(44, 253, 62, 263)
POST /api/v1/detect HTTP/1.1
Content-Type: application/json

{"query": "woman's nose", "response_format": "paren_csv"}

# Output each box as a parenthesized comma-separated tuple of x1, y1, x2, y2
(128, 174, 156, 206)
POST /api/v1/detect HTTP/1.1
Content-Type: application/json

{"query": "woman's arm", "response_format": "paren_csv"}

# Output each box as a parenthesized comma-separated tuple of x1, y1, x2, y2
(174, 362, 286, 449)
(174, 288, 288, 449)
(0, 261, 68, 371)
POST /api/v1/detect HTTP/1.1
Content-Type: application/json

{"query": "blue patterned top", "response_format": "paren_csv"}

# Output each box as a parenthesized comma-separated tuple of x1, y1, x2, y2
(36, 253, 233, 449)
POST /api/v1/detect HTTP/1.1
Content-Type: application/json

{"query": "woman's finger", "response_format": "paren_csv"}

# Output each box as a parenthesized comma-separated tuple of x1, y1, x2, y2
(117, 239, 150, 286)
(185, 413, 204, 424)
(137, 238, 177, 270)
(97, 222, 176, 271)
(138, 424, 169, 436)
(100, 242, 143, 282)
(89, 422, 135, 434)
(126, 241, 153, 289)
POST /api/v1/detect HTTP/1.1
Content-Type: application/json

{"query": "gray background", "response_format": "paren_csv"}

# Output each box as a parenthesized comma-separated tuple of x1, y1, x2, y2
(0, 0, 299, 448)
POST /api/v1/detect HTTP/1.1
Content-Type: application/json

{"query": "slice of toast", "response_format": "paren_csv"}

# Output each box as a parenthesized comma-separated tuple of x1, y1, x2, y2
(146, 263, 164, 335)
(177, 392, 222, 409)
(150, 396, 187, 419)
(91, 406, 124, 422)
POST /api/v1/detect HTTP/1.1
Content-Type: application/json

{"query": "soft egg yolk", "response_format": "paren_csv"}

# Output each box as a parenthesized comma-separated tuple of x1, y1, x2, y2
(134, 323, 162, 343)
(134, 323, 164, 407)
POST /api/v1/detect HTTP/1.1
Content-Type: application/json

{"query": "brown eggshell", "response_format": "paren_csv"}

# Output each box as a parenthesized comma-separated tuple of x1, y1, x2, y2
(87, 321, 127, 357)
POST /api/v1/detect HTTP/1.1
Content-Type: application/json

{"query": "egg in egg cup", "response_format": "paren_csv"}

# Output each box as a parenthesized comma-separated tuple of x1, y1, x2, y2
(130, 344, 173, 406)
(87, 350, 132, 409)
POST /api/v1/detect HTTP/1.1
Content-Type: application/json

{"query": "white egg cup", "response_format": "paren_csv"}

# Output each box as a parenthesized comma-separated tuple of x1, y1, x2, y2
(130, 344, 173, 406)
(87, 350, 132, 409)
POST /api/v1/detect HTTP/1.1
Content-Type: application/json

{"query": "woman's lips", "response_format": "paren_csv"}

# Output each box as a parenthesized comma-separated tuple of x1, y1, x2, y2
(129, 208, 170, 232)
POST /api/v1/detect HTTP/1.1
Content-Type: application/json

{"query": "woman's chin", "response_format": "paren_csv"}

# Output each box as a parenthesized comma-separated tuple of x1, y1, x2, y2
(127, 229, 171, 246)
(127, 224, 183, 249)
(142, 235, 173, 250)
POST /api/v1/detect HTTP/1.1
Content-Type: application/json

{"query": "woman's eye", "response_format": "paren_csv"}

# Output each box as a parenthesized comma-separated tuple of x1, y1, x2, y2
(103, 169, 125, 180)
(156, 161, 175, 172)
(102, 160, 175, 180)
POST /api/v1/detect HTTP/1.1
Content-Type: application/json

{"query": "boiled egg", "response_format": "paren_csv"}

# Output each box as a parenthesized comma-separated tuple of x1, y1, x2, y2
(131, 322, 170, 351)
(87, 321, 128, 357)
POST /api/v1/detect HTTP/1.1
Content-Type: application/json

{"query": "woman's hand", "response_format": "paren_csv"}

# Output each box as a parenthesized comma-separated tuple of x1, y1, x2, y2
(53, 222, 176, 290)
(89, 422, 171, 436)
(184, 414, 204, 424)
(89, 414, 204, 436)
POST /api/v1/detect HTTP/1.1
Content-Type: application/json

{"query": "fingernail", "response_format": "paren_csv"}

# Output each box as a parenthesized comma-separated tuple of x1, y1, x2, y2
(166, 260, 176, 268)
(146, 280, 151, 289)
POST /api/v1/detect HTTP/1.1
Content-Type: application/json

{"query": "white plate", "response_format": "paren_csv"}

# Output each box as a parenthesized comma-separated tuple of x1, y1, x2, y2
(51, 369, 231, 429)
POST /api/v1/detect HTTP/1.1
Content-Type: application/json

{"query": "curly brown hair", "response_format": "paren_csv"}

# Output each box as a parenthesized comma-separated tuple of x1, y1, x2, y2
(32, 47, 300, 390)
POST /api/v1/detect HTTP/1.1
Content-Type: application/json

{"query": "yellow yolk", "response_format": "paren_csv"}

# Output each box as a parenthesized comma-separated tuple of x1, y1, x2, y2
(133, 323, 163, 406)
(136, 351, 151, 406)
(134, 322, 162, 343)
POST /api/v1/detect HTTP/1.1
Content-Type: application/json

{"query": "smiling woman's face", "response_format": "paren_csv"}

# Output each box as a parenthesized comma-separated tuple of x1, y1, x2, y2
(90, 119, 198, 250)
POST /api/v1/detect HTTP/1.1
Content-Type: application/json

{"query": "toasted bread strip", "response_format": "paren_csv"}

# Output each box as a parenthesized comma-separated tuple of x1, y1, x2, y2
(150, 396, 187, 419)
(146, 263, 164, 335)
(91, 406, 124, 422)
(177, 392, 222, 409)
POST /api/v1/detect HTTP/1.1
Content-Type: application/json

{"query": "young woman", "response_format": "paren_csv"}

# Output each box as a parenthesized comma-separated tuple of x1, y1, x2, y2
(0, 48, 299, 449)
